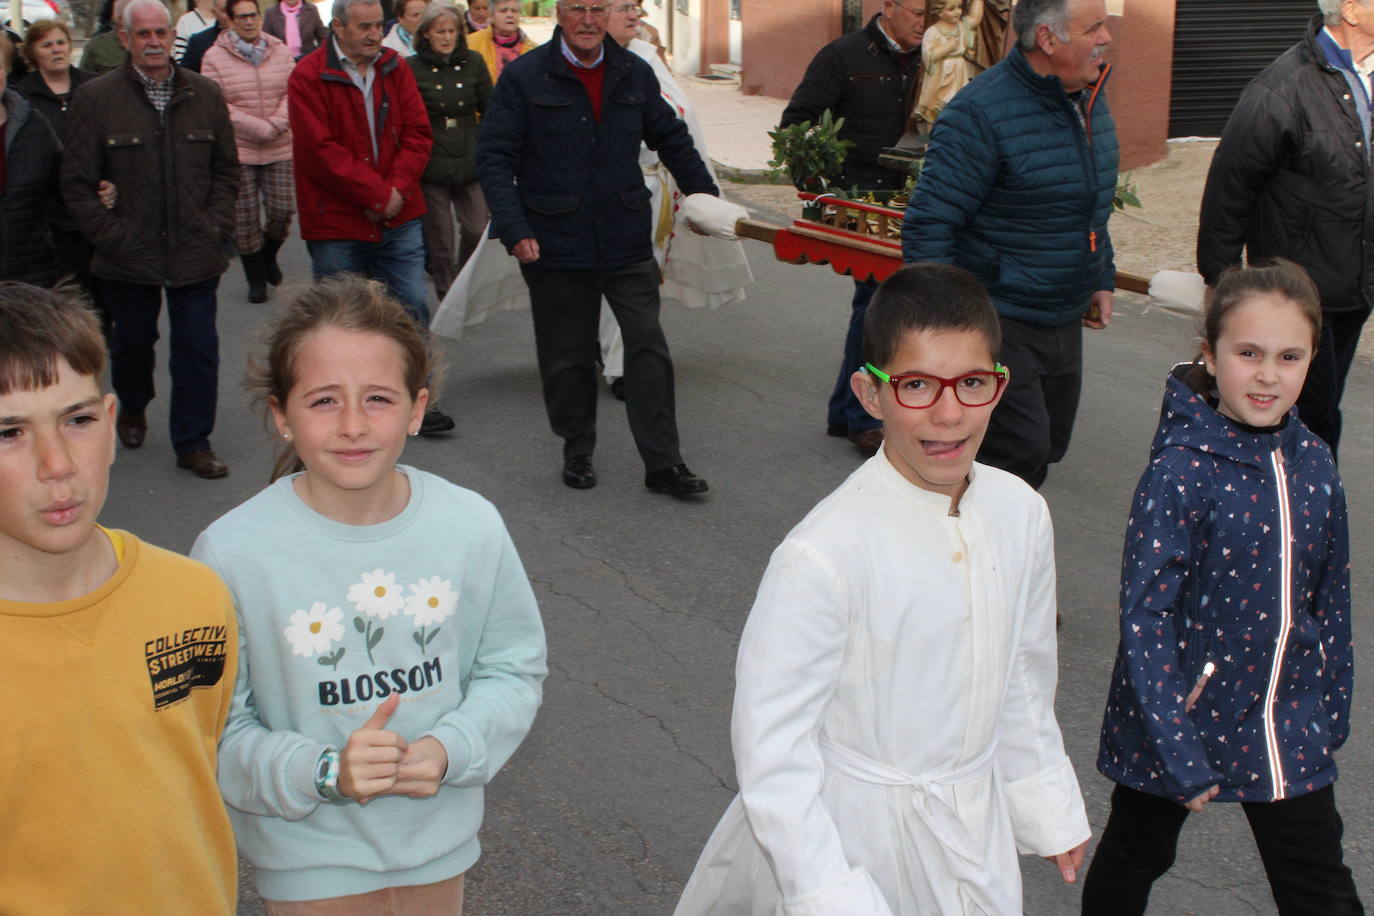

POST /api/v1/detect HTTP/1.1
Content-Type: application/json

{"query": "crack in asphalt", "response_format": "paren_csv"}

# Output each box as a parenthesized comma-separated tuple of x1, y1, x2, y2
(533, 574, 692, 667)
(549, 660, 735, 794)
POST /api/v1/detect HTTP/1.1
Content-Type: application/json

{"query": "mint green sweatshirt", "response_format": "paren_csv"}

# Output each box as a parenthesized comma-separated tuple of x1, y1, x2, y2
(190, 466, 547, 902)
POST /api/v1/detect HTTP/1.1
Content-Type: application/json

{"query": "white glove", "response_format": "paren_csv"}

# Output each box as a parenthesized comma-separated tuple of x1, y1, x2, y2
(1148, 270, 1206, 315)
(681, 193, 750, 240)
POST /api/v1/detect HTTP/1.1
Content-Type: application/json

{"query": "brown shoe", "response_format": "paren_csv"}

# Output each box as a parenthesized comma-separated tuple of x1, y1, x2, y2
(116, 408, 147, 449)
(176, 450, 229, 479)
(849, 428, 884, 456)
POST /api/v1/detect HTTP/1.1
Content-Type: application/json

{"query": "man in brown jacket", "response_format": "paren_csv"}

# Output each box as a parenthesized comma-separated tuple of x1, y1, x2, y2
(63, 0, 240, 479)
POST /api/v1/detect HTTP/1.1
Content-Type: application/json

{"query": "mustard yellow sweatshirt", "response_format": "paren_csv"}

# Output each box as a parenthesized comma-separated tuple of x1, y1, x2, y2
(0, 529, 239, 915)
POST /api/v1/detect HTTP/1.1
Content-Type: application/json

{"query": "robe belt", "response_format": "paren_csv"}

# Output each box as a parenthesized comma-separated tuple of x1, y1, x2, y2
(818, 735, 1019, 916)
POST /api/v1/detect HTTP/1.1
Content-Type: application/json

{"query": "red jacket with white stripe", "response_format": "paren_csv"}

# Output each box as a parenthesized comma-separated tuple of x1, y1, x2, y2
(287, 39, 431, 240)
(1097, 368, 1352, 804)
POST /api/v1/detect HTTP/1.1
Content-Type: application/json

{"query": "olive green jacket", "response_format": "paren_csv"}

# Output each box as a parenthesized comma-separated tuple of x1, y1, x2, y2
(407, 38, 492, 188)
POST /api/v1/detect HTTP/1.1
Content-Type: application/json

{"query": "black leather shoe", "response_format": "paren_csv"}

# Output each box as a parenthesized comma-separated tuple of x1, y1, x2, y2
(116, 408, 147, 449)
(826, 422, 848, 437)
(419, 408, 455, 436)
(609, 377, 625, 401)
(645, 463, 708, 496)
(176, 450, 229, 479)
(563, 455, 596, 489)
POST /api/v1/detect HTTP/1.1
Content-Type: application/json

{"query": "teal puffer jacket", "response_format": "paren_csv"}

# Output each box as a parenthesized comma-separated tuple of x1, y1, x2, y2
(901, 46, 1118, 327)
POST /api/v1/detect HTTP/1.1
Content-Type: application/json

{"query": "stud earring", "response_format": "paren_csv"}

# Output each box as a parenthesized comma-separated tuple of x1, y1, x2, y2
(283, 431, 292, 441)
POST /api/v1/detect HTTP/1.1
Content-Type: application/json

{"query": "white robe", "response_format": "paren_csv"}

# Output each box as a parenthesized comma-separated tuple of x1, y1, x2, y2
(429, 38, 753, 361)
(675, 450, 1090, 916)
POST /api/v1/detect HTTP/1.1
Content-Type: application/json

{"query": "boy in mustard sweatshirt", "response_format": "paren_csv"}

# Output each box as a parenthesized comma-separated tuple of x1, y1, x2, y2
(0, 282, 239, 915)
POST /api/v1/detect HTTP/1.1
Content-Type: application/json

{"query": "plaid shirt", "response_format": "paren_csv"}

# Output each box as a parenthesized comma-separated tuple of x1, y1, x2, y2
(134, 63, 176, 116)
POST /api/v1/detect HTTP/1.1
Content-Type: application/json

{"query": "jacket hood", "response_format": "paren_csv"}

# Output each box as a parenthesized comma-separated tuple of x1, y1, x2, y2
(1151, 365, 1301, 470)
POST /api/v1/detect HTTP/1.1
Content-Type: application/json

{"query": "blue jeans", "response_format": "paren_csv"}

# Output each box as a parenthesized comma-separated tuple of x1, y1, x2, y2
(307, 219, 429, 328)
(827, 279, 881, 433)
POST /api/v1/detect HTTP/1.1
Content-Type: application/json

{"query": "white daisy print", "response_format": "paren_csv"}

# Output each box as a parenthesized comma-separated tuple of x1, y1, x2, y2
(404, 577, 459, 628)
(284, 602, 345, 658)
(346, 569, 405, 619)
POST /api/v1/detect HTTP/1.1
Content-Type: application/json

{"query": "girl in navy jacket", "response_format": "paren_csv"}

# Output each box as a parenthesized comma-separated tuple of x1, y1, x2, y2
(1082, 260, 1361, 916)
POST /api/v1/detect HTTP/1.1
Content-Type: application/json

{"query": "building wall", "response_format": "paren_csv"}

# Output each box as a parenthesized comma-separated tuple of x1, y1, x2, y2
(1101, 0, 1175, 170)
(739, 0, 1175, 170)
(739, 0, 842, 99)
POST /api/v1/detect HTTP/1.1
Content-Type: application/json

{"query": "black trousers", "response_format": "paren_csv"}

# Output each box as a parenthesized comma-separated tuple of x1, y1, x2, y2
(976, 315, 1082, 490)
(1297, 306, 1370, 458)
(103, 276, 220, 455)
(1082, 784, 1363, 916)
(521, 260, 682, 472)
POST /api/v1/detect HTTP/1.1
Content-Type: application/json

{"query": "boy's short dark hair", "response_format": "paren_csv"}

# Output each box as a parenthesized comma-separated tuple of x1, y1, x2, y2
(862, 263, 1001, 369)
(0, 282, 107, 396)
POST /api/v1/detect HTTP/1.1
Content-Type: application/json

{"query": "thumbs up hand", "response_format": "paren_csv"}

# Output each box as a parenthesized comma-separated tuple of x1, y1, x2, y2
(338, 694, 409, 803)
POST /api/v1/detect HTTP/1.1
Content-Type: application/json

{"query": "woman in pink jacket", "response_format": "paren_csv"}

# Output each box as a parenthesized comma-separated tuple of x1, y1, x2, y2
(203, 0, 296, 303)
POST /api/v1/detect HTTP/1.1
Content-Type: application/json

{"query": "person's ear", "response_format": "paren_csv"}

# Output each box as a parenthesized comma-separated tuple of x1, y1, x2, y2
(103, 393, 118, 467)
(408, 388, 430, 436)
(1200, 342, 1217, 376)
(851, 370, 885, 422)
(269, 395, 291, 440)
(1037, 22, 1056, 55)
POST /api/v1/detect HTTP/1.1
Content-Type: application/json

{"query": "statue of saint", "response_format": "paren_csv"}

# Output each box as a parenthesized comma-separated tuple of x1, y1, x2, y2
(915, 0, 985, 126)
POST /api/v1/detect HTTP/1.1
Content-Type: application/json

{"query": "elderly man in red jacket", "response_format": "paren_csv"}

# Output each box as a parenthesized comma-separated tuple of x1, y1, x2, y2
(288, 0, 453, 433)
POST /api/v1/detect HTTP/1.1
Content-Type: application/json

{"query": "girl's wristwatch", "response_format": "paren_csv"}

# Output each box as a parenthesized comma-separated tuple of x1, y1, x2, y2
(314, 748, 345, 802)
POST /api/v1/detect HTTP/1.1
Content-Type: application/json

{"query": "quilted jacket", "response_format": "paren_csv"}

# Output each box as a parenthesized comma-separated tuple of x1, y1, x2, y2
(1198, 17, 1374, 314)
(0, 89, 60, 285)
(203, 30, 295, 166)
(60, 61, 239, 287)
(475, 27, 716, 270)
(779, 13, 922, 191)
(407, 33, 491, 188)
(901, 46, 1118, 326)
(1097, 368, 1353, 804)
(288, 39, 432, 241)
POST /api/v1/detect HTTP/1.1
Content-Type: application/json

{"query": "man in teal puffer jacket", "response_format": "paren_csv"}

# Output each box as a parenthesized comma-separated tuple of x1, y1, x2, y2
(902, 0, 1117, 490)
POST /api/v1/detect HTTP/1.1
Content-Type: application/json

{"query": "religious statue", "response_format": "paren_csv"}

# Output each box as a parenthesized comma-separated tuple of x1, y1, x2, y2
(915, 0, 985, 126)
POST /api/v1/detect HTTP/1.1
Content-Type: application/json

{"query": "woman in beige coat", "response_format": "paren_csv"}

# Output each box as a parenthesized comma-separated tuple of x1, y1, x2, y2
(203, 0, 296, 302)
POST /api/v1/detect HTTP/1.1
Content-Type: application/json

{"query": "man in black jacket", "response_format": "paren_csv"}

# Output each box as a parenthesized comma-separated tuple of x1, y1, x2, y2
(477, 0, 724, 497)
(780, 1, 925, 455)
(1198, 4, 1374, 456)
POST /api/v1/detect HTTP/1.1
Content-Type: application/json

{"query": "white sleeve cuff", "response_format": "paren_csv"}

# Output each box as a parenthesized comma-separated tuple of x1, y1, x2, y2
(1005, 755, 1091, 856)
(682, 193, 749, 239)
(782, 866, 895, 916)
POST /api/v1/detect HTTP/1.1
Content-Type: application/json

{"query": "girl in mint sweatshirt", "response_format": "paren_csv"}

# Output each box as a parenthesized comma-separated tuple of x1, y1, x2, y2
(192, 276, 547, 912)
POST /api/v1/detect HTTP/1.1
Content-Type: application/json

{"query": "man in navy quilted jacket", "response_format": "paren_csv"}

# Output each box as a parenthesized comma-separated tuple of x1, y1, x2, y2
(901, 0, 1117, 490)
(476, 0, 720, 497)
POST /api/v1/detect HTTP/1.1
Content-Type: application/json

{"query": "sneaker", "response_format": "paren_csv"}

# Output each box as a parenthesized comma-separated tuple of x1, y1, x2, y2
(645, 463, 709, 496)
(419, 408, 455, 436)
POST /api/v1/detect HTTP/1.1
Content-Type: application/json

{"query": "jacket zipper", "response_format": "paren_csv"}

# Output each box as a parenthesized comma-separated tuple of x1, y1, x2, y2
(1263, 447, 1293, 800)
(1080, 64, 1110, 257)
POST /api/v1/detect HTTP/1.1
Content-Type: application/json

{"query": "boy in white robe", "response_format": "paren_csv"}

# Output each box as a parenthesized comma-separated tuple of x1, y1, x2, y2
(675, 264, 1091, 916)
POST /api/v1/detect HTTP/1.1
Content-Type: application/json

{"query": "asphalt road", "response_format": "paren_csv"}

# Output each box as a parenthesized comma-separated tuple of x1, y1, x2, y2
(102, 187, 1372, 915)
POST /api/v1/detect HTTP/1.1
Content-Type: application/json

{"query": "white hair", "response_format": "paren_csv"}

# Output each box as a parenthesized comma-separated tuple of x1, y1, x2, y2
(122, 0, 171, 31)
(333, 0, 383, 23)
(1318, 0, 1373, 27)
(1013, 0, 1071, 51)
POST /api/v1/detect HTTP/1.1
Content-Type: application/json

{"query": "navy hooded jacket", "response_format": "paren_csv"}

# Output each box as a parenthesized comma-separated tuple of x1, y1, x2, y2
(1097, 369, 1352, 804)
(475, 28, 717, 271)
(901, 46, 1118, 326)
